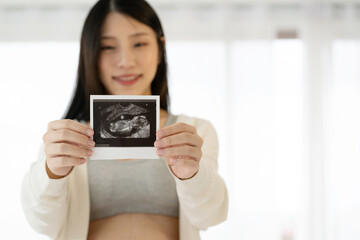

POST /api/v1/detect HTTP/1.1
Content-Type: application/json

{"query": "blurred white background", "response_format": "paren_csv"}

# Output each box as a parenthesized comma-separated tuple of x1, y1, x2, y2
(1, 0, 360, 239)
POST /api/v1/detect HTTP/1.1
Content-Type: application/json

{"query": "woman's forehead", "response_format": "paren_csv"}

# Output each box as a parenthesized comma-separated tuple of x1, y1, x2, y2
(101, 12, 155, 37)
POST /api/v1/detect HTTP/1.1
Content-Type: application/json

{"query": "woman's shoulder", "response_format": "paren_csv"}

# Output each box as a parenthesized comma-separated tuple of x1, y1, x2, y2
(174, 114, 216, 134)
(174, 113, 207, 124)
(174, 114, 218, 149)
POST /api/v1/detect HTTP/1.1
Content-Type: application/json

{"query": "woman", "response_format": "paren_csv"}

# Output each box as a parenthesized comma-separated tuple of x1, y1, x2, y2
(21, 0, 228, 239)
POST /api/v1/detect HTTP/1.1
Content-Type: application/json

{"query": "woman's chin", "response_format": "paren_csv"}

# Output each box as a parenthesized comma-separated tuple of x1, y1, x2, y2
(110, 91, 151, 96)
(105, 82, 152, 96)
(107, 88, 149, 96)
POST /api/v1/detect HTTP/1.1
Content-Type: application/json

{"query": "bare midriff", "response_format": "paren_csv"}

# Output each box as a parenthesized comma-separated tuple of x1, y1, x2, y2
(87, 213, 179, 240)
(87, 110, 177, 239)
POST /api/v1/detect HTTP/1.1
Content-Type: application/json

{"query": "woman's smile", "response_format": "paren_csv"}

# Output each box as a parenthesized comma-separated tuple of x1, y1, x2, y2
(112, 74, 142, 86)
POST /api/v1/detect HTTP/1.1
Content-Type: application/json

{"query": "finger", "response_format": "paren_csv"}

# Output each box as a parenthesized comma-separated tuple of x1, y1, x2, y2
(160, 154, 180, 166)
(170, 156, 199, 179)
(48, 119, 93, 137)
(50, 156, 87, 168)
(154, 132, 202, 148)
(169, 155, 184, 165)
(170, 156, 198, 168)
(157, 122, 196, 139)
(156, 145, 202, 160)
(47, 143, 92, 158)
(44, 129, 95, 148)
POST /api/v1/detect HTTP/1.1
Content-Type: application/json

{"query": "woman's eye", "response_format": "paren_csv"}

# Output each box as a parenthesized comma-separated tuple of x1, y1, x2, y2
(101, 46, 115, 50)
(134, 42, 147, 48)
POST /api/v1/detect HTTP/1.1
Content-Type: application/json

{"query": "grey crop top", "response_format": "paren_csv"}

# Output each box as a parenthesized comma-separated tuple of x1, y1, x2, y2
(88, 114, 179, 221)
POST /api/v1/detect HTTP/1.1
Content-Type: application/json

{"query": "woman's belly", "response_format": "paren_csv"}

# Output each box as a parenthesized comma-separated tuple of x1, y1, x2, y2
(87, 213, 179, 240)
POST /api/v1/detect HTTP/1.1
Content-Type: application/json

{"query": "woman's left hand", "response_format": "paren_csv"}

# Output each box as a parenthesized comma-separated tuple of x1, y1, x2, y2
(154, 123, 204, 180)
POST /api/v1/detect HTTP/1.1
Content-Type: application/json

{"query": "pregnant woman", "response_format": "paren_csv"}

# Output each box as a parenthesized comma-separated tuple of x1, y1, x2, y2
(21, 0, 228, 239)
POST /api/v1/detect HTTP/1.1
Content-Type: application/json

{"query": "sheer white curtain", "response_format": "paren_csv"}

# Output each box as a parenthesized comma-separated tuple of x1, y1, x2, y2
(161, 4, 360, 240)
(0, 2, 360, 240)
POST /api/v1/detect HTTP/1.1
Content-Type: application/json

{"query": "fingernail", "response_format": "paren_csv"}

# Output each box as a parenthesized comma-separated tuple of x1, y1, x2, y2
(86, 128, 94, 137)
(157, 149, 164, 155)
(157, 130, 164, 138)
(88, 139, 95, 147)
(81, 158, 86, 163)
(170, 158, 177, 164)
(87, 150, 93, 156)
(154, 140, 162, 148)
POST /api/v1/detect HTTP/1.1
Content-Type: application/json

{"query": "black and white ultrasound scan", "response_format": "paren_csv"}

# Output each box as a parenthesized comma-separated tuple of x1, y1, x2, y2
(99, 102, 151, 139)
(90, 95, 160, 160)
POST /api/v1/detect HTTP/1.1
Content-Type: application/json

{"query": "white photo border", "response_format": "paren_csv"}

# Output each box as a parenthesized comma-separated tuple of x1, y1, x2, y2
(90, 95, 160, 160)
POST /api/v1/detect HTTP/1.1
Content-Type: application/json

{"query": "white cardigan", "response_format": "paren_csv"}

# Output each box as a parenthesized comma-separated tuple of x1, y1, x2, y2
(21, 114, 228, 240)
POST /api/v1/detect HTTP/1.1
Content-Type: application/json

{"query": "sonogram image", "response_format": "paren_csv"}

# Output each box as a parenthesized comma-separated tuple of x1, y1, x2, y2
(99, 103, 150, 138)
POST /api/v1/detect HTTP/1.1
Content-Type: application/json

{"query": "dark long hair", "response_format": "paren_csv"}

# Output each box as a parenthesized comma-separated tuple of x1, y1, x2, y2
(63, 0, 170, 121)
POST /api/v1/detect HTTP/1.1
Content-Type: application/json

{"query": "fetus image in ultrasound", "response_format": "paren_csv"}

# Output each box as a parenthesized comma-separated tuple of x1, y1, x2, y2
(100, 103, 150, 138)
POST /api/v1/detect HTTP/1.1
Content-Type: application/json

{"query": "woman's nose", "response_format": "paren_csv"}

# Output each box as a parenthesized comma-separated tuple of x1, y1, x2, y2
(116, 48, 136, 68)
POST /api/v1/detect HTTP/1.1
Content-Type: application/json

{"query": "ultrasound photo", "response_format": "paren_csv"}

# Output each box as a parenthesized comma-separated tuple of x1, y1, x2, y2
(90, 95, 159, 160)
(92, 97, 158, 148)
(99, 103, 150, 139)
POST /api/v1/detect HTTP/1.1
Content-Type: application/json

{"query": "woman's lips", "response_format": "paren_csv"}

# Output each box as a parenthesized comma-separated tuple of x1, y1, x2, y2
(113, 74, 141, 86)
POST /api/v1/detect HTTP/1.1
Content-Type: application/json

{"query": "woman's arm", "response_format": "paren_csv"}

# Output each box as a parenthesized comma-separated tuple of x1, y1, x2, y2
(21, 144, 69, 239)
(156, 115, 228, 230)
(21, 119, 94, 238)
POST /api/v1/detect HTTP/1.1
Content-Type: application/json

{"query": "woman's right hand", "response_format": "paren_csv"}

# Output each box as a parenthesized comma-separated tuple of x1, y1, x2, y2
(43, 119, 95, 179)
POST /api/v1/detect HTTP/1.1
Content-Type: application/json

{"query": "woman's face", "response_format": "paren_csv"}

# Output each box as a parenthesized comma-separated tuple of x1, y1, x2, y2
(98, 12, 160, 95)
